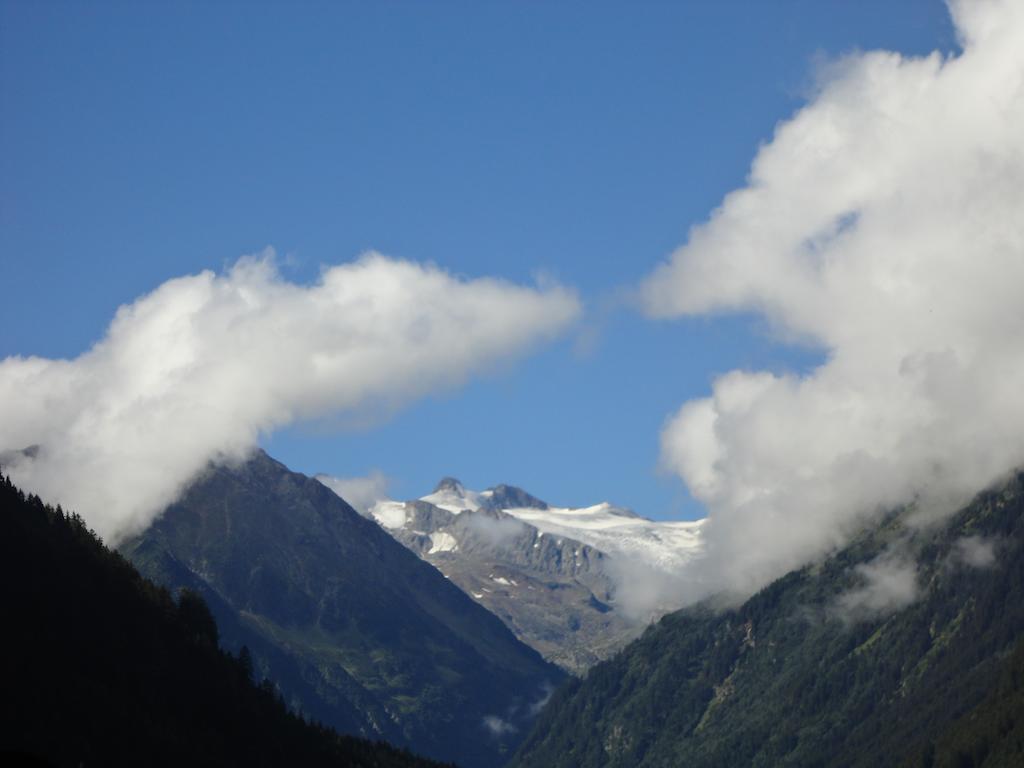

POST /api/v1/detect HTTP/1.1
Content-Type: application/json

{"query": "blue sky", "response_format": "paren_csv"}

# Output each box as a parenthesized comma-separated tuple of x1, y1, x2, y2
(1, 1, 956, 519)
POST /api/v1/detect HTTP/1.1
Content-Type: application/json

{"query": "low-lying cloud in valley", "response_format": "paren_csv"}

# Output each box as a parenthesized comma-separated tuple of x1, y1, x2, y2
(643, 0, 1024, 599)
(834, 550, 921, 622)
(0, 252, 579, 542)
(951, 535, 998, 570)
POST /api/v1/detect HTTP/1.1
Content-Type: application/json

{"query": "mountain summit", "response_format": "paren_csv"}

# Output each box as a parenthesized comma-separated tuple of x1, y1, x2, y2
(482, 484, 549, 512)
(333, 477, 704, 673)
(123, 450, 562, 768)
(432, 476, 464, 494)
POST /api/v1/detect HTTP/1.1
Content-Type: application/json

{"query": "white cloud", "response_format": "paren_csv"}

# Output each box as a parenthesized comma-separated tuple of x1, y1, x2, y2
(0, 251, 579, 543)
(603, 556, 696, 622)
(642, 0, 1024, 597)
(460, 512, 529, 548)
(315, 471, 391, 516)
(482, 715, 518, 737)
(528, 682, 555, 716)
(835, 551, 920, 622)
(952, 535, 997, 568)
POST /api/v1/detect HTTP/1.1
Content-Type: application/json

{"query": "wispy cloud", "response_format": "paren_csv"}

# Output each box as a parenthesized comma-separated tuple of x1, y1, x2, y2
(950, 535, 997, 569)
(482, 715, 518, 737)
(834, 550, 920, 622)
(642, 0, 1024, 597)
(0, 251, 580, 542)
(460, 512, 529, 548)
(315, 471, 391, 516)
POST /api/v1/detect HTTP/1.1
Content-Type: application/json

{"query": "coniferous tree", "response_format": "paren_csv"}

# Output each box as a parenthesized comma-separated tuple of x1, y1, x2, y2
(0, 472, 452, 768)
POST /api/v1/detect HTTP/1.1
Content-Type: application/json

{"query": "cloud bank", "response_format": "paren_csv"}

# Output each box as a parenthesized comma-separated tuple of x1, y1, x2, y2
(643, 0, 1024, 597)
(0, 252, 579, 542)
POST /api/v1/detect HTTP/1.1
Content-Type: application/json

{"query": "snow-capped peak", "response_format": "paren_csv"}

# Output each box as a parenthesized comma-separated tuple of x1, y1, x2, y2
(421, 478, 485, 514)
(433, 476, 465, 494)
(325, 471, 706, 578)
(417, 481, 705, 573)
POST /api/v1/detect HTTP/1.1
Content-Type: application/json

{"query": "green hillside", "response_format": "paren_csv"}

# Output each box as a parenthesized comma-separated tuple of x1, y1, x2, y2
(512, 473, 1024, 768)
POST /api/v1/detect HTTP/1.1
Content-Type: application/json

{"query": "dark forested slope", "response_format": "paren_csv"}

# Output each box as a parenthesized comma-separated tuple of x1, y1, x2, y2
(512, 473, 1024, 768)
(0, 472, 449, 768)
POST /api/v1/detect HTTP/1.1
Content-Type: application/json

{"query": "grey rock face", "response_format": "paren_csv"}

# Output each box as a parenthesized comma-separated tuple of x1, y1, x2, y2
(432, 476, 465, 494)
(376, 483, 645, 675)
(480, 484, 549, 512)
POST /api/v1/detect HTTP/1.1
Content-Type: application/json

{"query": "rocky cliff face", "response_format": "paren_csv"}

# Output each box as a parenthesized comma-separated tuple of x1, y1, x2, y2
(350, 479, 654, 675)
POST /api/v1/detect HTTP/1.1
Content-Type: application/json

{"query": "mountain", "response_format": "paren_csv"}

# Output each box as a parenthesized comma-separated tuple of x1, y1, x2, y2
(413, 478, 704, 571)
(510, 472, 1024, 768)
(121, 451, 563, 768)
(369, 492, 631, 674)
(336, 477, 704, 674)
(0, 472, 448, 768)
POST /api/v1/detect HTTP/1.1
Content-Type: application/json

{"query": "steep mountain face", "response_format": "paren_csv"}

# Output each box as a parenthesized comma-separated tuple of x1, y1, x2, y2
(511, 473, 1024, 768)
(347, 478, 704, 674)
(0, 473, 448, 768)
(121, 451, 563, 768)
(377, 495, 633, 674)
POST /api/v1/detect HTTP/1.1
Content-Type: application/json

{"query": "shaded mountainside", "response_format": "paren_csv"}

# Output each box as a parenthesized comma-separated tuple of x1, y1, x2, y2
(0, 473, 447, 768)
(511, 473, 1024, 768)
(121, 451, 563, 768)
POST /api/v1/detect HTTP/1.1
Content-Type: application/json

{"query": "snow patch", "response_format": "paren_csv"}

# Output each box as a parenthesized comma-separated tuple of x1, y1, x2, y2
(371, 501, 408, 530)
(420, 485, 485, 514)
(428, 531, 458, 554)
(419, 480, 707, 574)
(503, 503, 705, 572)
